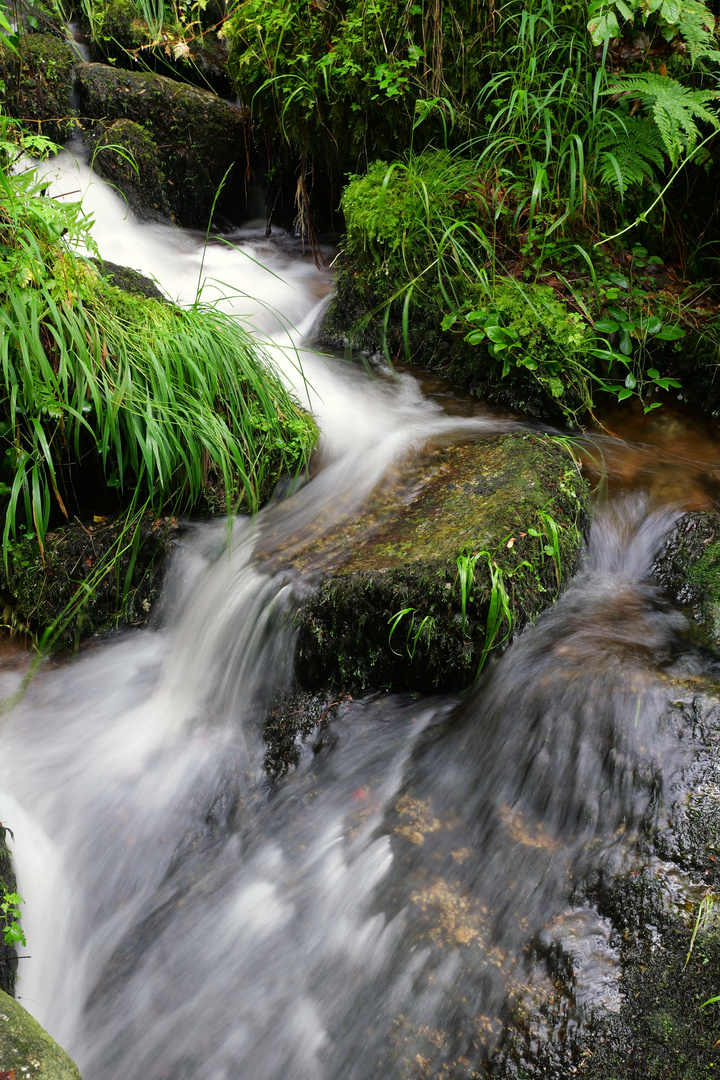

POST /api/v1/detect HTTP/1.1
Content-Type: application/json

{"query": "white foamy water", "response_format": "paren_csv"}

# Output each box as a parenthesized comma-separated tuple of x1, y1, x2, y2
(0, 152, 702, 1080)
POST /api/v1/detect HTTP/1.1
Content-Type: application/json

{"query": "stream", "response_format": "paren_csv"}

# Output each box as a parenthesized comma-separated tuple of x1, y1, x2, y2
(2, 150, 720, 1078)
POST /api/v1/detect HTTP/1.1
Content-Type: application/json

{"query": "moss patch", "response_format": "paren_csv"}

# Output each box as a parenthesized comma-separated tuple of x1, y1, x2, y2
(3, 513, 181, 649)
(89, 117, 173, 221)
(0, 33, 77, 143)
(0, 988, 81, 1079)
(75, 61, 248, 227)
(653, 510, 720, 646)
(289, 433, 590, 694)
(0, 831, 17, 998)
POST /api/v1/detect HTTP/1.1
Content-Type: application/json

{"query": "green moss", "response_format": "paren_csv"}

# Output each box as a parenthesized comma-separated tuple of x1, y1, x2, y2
(100, 0, 149, 51)
(0, 33, 77, 143)
(0, 831, 17, 997)
(652, 510, 720, 646)
(0, 988, 81, 1080)
(291, 433, 590, 694)
(90, 117, 173, 220)
(76, 61, 248, 227)
(4, 513, 181, 649)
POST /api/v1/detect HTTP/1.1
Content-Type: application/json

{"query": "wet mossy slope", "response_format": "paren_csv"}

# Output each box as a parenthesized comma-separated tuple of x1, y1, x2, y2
(0, 989, 82, 1079)
(291, 432, 590, 694)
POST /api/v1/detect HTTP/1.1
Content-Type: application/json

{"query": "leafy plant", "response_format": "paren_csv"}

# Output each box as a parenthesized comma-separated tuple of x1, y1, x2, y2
(456, 548, 520, 676)
(0, 889, 25, 948)
(388, 606, 435, 660)
(0, 157, 317, 566)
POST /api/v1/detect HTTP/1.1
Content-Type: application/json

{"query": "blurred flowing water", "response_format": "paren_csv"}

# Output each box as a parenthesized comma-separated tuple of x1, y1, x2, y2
(1, 153, 720, 1077)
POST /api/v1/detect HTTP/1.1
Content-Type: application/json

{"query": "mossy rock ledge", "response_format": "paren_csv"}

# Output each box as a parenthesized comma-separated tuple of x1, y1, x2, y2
(0, 33, 77, 143)
(653, 509, 720, 645)
(0, 990, 81, 1079)
(75, 62, 247, 227)
(285, 432, 590, 694)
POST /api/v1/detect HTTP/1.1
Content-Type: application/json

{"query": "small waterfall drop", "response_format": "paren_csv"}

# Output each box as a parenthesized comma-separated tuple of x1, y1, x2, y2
(1, 151, 719, 1079)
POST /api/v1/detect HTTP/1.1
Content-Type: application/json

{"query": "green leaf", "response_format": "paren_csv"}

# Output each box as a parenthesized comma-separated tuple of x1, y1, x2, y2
(655, 324, 686, 340)
(619, 329, 633, 354)
(617, 387, 634, 400)
(595, 319, 620, 333)
(625, 372, 637, 389)
(588, 10, 620, 45)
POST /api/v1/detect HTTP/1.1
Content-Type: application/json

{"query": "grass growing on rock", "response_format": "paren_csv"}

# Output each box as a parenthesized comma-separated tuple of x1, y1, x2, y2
(0, 154, 317, 569)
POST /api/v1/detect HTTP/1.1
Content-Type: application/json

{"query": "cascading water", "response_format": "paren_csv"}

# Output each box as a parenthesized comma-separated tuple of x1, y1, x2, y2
(1, 150, 720, 1078)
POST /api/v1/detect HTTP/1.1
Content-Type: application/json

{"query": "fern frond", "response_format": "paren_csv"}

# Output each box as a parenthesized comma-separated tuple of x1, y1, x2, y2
(606, 73, 720, 165)
(596, 116, 665, 194)
(660, 0, 720, 66)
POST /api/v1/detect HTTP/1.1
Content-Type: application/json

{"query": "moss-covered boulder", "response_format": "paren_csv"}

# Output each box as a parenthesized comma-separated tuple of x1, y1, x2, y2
(0, 989, 81, 1079)
(287, 432, 590, 694)
(92, 257, 166, 300)
(3, 513, 181, 650)
(89, 118, 173, 221)
(90, 0, 231, 95)
(653, 510, 720, 646)
(0, 33, 77, 143)
(75, 62, 248, 227)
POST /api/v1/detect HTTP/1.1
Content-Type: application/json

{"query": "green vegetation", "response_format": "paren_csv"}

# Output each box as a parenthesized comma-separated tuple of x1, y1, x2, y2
(0, 113, 317, 650)
(0, 127, 316, 566)
(0, 890, 25, 948)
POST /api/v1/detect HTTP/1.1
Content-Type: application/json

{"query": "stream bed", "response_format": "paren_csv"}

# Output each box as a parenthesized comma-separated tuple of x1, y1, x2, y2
(2, 151, 720, 1079)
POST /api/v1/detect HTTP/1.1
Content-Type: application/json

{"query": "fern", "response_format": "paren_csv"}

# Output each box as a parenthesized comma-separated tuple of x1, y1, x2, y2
(654, 0, 720, 66)
(596, 115, 665, 194)
(606, 73, 720, 165)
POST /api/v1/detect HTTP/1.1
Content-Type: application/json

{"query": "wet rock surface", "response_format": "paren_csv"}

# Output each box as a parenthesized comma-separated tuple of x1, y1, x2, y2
(478, 683, 720, 1079)
(75, 62, 248, 226)
(88, 118, 174, 221)
(653, 509, 720, 645)
(285, 432, 590, 694)
(0, 989, 82, 1079)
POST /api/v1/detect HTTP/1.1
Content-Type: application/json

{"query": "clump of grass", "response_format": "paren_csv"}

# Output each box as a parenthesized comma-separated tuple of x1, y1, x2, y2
(0, 160, 317, 564)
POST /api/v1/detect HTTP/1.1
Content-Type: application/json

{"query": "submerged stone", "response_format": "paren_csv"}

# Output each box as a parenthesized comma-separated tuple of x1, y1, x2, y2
(287, 432, 590, 693)
(0, 989, 81, 1079)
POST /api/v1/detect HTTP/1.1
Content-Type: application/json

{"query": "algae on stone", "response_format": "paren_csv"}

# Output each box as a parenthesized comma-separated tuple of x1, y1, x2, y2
(290, 432, 590, 693)
(0, 989, 81, 1079)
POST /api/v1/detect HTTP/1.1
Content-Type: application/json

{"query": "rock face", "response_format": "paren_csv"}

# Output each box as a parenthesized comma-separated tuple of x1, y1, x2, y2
(90, 118, 174, 221)
(0, 990, 81, 1079)
(75, 62, 248, 226)
(288, 432, 591, 693)
(0, 834, 17, 997)
(653, 509, 720, 644)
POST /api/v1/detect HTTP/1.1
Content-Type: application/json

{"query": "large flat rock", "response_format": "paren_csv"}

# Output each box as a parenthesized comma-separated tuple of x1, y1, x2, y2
(288, 432, 591, 693)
